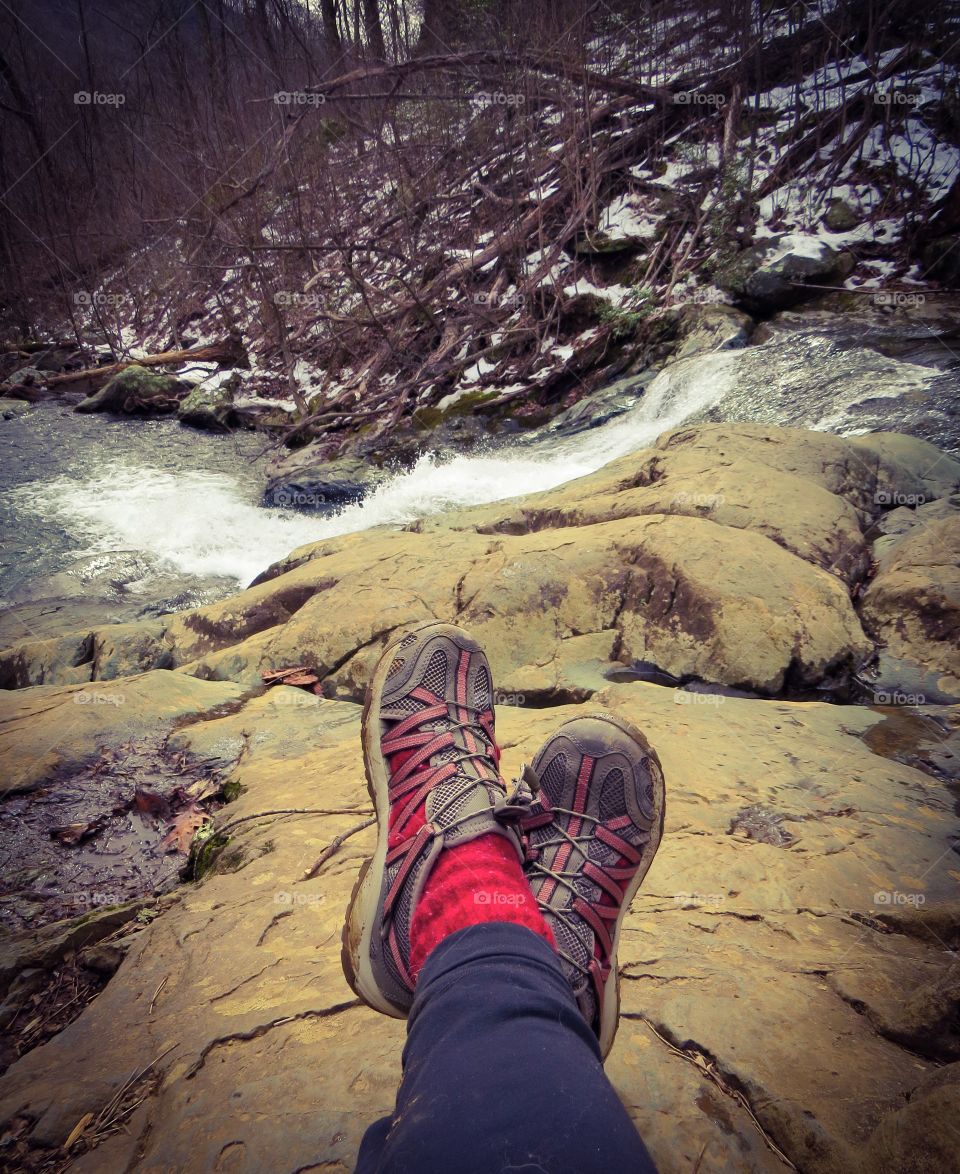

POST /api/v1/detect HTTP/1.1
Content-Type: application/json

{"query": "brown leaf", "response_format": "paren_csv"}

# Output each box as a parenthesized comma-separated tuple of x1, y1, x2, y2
(50, 820, 103, 846)
(278, 672, 319, 688)
(134, 788, 170, 818)
(64, 1112, 94, 1149)
(261, 665, 309, 684)
(178, 777, 220, 803)
(161, 806, 210, 854)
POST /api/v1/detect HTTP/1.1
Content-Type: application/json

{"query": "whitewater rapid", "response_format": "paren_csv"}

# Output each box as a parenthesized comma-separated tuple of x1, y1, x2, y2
(11, 352, 737, 587)
(6, 326, 946, 595)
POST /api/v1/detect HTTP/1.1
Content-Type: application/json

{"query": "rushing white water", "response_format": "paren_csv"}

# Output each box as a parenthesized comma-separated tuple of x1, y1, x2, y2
(13, 467, 325, 586)
(9, 328, 950, 597)
(13, 351, 736, 588)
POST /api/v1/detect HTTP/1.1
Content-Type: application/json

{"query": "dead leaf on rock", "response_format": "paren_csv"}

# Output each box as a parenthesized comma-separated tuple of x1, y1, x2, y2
(262, 665, 320, 689)
(161, 806, 209, 854)
(262, 665, 309, 683)
(65, 1111, 94, 1149)
(50, 819, 105, 846)
(177, 777, 220, 804)
(134, 788, 170, 818)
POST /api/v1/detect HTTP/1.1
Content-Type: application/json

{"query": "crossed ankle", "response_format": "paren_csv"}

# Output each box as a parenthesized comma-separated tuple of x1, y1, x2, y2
(409, 833, 554, 978)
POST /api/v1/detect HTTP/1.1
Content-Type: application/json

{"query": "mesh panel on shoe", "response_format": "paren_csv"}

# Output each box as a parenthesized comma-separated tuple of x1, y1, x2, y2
(473, 664, 492, 710)
(552, 911, 589, 973)
(389, 695, 421, 715)
(590, 766, 629, 873)
(386, 632, 419, 679)
(598, 768, 625, 822)
(539, 753, 568, 800)
(528, 754, 567, 855)
(383, 857, 415, 987)
(422, 649, 449, 698)
(430, 777, 477, 824)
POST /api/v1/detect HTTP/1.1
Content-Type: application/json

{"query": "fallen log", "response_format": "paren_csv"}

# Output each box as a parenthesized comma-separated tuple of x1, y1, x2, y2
(42, 336, 248, 394)
(1, 339, 78, 354)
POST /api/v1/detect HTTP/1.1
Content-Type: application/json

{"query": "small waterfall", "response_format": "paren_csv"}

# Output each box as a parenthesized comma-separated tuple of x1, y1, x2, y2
(6, 328, 945, 595)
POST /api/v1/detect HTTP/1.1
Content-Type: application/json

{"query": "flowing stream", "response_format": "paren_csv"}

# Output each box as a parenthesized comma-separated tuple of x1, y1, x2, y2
(2, 321, 956, 612)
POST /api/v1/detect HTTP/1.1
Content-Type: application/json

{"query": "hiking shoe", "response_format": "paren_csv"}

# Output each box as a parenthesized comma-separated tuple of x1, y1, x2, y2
(341, 621, 533, 1018)
(520, 713, 665, 1057)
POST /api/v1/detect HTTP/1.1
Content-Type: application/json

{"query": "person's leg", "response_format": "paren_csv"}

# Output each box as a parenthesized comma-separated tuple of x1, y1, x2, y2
(343, 624, 664, 1172)
(356, 922, 656, 1174)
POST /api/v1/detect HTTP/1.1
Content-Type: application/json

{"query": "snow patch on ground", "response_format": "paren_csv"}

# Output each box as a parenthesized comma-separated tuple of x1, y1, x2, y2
(563, 278, 636, 305)
(597, 195, 659, 240)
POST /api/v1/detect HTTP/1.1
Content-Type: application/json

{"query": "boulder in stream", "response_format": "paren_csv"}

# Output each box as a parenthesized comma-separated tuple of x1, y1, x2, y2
(717, 232, 855, 313)
(177, 371, 243, 432)
(0, 366, 45, 402)
(75, 364, 189, 415)
(261, 449, 385, 512)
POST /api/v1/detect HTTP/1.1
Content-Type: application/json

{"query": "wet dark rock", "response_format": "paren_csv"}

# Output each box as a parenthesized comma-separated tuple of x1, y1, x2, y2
(0, 367, 45, 402)
(8, 551, 158, 604)
(31, 346, 81, 373)
(261, 451, 385, 512)
(672, 303, 753, 359)
(1, 399, 33, 420)
(822, 198, 860, 232)
(177, 372, 243, 432)
(716, 234, 856, 314)
(922, 234, 960, 288)
(77, 941, 130, 977)
(541, 371, 654, 437)
(0, 901, 156, 996)
(75, 365, 189, 416)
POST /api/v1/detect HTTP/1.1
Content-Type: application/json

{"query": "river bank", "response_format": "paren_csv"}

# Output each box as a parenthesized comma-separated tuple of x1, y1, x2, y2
(3, 297, 958, 644)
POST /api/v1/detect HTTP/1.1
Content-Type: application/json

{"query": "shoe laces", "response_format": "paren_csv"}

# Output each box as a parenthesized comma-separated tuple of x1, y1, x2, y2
(525, 804, 610, 978)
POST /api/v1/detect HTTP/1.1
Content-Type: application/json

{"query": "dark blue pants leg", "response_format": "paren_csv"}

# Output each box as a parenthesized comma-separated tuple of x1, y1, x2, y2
(356, 922, 656, 1174)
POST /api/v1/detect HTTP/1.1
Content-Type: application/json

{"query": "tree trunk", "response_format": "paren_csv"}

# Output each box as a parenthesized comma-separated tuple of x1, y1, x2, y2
(363, 0, 385, 58)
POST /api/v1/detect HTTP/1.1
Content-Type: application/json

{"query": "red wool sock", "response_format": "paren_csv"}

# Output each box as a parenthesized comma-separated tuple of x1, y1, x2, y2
(387, 747, 554, 980)
(409, 824, 555, 978)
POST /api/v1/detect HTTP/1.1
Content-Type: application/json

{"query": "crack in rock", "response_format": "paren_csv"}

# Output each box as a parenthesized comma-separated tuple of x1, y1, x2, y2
(184, 999, 361, 1079)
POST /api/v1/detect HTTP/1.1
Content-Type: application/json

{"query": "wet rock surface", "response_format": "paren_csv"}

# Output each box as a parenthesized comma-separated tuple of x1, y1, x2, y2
(74, 366, 189, 416)
(717, 233, 856, 314)
(0, 683, 957, 1172)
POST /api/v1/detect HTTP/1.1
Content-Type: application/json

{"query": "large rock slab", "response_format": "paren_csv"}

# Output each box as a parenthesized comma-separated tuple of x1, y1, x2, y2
(0, 619, 170, 690)
(0, 684, 956, 1172)
(861, 507, 960, 694)
(0, 672, 242, 794)
(439, 424, 960, 582)
(172, 512, 868, 698)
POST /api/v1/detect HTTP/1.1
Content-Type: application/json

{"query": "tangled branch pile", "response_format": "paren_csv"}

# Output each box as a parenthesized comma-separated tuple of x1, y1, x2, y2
(1, 0, 957, 453)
